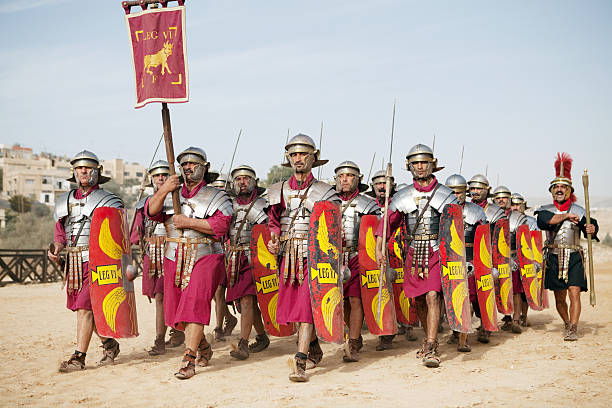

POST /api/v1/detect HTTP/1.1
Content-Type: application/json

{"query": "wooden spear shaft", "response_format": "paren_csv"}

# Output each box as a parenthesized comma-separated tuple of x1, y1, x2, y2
(161, 103, 181, 215)
(582, 169, 596, 306)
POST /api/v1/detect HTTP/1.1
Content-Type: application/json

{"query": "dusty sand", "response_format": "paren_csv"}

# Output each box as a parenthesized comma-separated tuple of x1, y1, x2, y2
(1, 247, 611, 408)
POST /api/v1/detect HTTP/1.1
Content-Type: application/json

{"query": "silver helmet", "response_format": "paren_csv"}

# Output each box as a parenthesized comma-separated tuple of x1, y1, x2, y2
(491, 185, 512, 199)
(281, 133, 328, 170)
(445, 174, 467, 191)
(510, 192, 529, 210)
(148, 160, 170, 177)
(176, 147, 218, 183)
(405, 144, 443, 180)
(445, 174, 467, 204)
(367, 169, 396, 198)
(210, 172, 230, 191)
(467, 174, 490, 190)
(231, 164, 266, 196)
(334, 160, 368, 193)
(67, 150, 110, 185)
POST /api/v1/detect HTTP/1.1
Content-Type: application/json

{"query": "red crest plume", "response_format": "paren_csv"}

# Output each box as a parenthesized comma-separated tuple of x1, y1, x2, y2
(553, 152, 576, 202)
(554, 152, 572, 179)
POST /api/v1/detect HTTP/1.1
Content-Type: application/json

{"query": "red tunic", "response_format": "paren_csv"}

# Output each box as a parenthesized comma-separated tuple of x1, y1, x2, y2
(376, 179, 442, 298)
(145, 181, 232, 328)
(54, 186, 100, 311)
(130, 209, 164, 298)
(268, 173, 315, 325)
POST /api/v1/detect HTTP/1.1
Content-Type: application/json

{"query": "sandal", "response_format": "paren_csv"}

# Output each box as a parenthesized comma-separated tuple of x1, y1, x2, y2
(196, 338, 213, 367)
(422, 339, 440, 368)
(174, 348, 196, 379)
(59, 353, 85, 373)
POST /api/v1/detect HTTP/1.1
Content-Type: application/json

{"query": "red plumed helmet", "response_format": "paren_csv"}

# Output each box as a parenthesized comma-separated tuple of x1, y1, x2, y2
(549, 152, 575, 202)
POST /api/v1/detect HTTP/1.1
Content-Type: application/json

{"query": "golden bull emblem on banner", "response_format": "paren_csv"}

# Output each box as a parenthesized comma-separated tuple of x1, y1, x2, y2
(125, 6, 188, 108)
(144, 41, 173, 83)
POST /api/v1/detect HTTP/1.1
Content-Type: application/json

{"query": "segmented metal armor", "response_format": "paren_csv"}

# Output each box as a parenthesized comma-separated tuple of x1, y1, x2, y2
(135, 196, 168, 278)
(484, 203, 506, 224)
(226, 196, 268, 287)
(268, 179, 340, 284)
(163, 186, 234, 289)
(340, 193, 380, 266)
(389, 183, 457, 277)
(462, 201, 487, 261)
(537, 203, 586, 282)
(54, 189, 123, 291)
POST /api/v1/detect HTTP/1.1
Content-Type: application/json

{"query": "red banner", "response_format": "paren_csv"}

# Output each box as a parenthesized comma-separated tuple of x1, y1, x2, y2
(125, 6, 188, 108)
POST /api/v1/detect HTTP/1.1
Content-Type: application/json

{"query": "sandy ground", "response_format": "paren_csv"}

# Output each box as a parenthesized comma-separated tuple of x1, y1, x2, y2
(2, 248, 612, 407)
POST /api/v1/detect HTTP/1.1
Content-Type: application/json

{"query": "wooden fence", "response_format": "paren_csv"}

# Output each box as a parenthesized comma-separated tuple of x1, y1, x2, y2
(0, 248, 143, 285)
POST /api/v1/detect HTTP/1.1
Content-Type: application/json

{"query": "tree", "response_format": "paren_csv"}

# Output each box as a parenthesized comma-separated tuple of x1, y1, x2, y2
(9, 195, 31, 213)
(32, 202, 51, 217)
(263, 165, 293, 187)
(603, 233, 612, 247)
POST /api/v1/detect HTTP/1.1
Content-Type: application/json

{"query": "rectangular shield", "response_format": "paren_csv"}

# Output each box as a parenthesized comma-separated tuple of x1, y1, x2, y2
(357, 215, 397, 335)
(439, 204, 472, 333)
(125, 6, 189, 108)
(388, 225, 418, 325)
(492, 218, 513, 315)
(307, 201, 344, 343)
(473, 223, 498, 331)
(517, 224, 541, 310)
(530, 230, 549, 309)
(89, 207, 138, 338)
(250, 224, 296, 337)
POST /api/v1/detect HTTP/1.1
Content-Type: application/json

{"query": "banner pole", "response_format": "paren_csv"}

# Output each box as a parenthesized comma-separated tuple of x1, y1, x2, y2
(161, 102, 181, 215)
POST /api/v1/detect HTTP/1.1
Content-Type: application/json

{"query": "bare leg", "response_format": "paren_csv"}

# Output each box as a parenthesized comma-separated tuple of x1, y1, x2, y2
(155, 293, 167, 337)
(424, 291, 440, 340)
(348, 297, 363, 339)
(297, 323, 314, 355)
(184, 322, 204, 352)
(512, 294, 522, 321)
(414, 294, 428, 333)
(521, 298, 529, 319)
(568, 286, 581, 325)
(76, 309, 95, 352)
(214, 285, 229, 328)
(554, 289, 569, 323)
(239, 295, 255, 341)
(252, 303, 265, 335)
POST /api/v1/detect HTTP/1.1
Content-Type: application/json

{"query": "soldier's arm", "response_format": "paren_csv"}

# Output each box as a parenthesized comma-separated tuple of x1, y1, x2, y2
(147, 175, 179, 217)
(536, 209, 576, 230)
(130, 209, 144, 245)
(578, 216, 599, 241)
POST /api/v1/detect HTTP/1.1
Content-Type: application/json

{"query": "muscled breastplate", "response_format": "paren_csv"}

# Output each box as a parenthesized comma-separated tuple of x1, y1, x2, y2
(543, 204, 584, 252)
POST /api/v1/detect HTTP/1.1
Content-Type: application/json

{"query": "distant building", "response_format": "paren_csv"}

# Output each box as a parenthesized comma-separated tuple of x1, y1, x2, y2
(0, 144, 146, 206)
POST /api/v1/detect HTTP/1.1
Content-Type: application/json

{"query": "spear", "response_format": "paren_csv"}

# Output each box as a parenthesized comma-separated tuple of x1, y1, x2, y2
(459, 145, 464, 173)
(129, 132, 164, 239)
(582, 169, 596, 306)
(224, 129, 243, 191)
(366, 152, 377, 184)
(378, 100, 396, 324)
(317, 121, 323, 179)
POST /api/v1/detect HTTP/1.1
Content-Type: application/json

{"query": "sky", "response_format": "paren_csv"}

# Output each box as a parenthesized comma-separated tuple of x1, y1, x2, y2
(0, 0, 610, 201)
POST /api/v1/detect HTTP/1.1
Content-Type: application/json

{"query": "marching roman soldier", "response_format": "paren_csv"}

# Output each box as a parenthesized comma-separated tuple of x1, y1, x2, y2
(225, 165, 270, 360)
(492, 185, 526, 333)
(468, 174, 506, 224)
(266, 134, 340, 382)
(49, 150, 123, 372)
(445, 174, 487, 350)
(131, 160, 184, 355)
(511, 193, 538, 231)
(146, 147, 234, 379)
(375, 144, 458, 368)
(334, 161, 380, 362)
(210, 172, 239, 341)
(510, 192, 538, 327)
(368, 170, 418, 350)
(535, 153, 598, 341)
